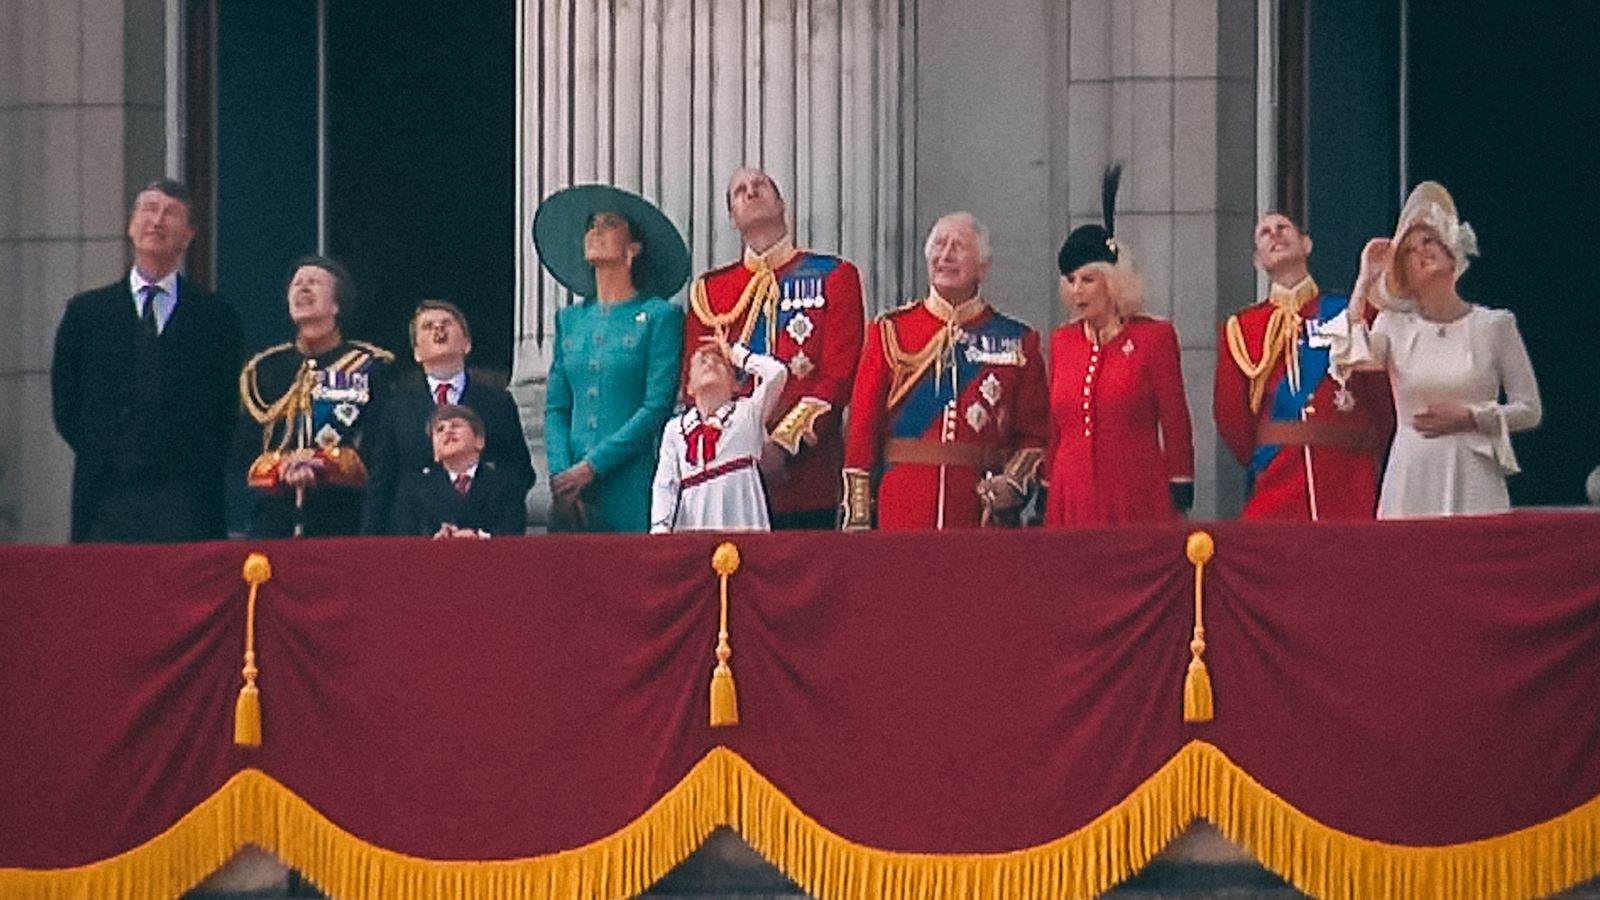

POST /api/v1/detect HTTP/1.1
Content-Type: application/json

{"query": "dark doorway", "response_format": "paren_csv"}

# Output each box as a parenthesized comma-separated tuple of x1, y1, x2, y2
(1406, 0, 1600, 505)
(324, 2, 518, 377)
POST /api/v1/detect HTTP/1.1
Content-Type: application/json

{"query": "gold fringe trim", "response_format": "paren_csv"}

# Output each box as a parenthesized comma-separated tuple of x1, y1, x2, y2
(4, 743, 1599, 900)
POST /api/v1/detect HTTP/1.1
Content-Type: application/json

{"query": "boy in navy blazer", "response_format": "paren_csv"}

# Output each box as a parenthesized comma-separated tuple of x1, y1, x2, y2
(391, 405, 527, 538)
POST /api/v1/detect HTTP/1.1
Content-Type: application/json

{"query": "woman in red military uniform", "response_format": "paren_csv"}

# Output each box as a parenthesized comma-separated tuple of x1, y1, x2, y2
(1045, 168, 1194, 526)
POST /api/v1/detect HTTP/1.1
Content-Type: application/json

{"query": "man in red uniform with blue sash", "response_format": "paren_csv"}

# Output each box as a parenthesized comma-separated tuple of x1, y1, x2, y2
(843, 212, 1048, 531)
(683, 168, 865, 529)
(1213, 213, 1393, 520)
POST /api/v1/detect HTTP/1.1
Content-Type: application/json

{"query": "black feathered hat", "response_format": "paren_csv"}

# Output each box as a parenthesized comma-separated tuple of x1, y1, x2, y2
(1057, 164, 1123, 276)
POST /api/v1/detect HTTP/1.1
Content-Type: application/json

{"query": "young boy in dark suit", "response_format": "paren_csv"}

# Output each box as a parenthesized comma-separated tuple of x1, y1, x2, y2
(391, 405, 527, 538)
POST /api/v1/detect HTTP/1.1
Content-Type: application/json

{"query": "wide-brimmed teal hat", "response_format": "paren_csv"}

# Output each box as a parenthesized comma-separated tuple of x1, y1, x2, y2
(532, 184, 690, 300)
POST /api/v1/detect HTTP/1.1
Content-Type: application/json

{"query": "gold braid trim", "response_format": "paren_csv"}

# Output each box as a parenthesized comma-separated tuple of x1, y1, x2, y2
(841, 468, 872, 531)
(345, 339, 395, 364)
(8, 743, 1600, 900)
(238, 343, 295, 425)
(690, 269, 781, 347)
(1001, 446, 1045, 494)
(1225, 307, 1299, 416)
(881, 318, 953, 411)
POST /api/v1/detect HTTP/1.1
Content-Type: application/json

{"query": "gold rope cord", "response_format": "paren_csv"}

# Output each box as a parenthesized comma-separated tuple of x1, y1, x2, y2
(882, 318, 955, 411)
(1225, 307, 1300, 415)
(1182, 531, 1215, 723)
(233, 554, 273, 747)
(709, 543, 741, 728)
(690, 266, 780, 348)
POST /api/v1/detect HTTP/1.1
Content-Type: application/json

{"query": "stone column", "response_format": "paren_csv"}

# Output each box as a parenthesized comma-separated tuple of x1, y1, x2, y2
(0, 0, 170, 543)
(916, 0, 1259, 519)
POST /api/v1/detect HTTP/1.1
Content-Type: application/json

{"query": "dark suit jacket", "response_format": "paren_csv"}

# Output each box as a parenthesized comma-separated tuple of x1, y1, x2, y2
(361, 369, 536, 534)
(390, 461, 528, 537)
(51, 276, 245, 542)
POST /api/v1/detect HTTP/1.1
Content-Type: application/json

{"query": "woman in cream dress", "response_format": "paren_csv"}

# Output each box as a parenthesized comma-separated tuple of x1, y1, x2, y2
(1321, 182, 1541, 518)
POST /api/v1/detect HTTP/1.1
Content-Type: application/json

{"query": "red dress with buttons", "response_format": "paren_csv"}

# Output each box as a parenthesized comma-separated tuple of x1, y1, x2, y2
(1045, 317, 1194, 526)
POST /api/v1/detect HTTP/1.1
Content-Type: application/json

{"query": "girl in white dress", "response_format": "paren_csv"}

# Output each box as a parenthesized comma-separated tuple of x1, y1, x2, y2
(650, 336, 788, 533)
(1322, 182, 1541, 518)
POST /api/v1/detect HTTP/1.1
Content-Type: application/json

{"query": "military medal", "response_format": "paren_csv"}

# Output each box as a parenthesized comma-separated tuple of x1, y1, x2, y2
(1331, 371, 1355, 412)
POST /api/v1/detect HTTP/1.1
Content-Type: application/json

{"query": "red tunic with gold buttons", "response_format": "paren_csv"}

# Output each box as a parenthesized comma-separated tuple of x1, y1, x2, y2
(1213, 280, 1393, 520)
(1045, 317, 1193, 526)
(843, 296, 1048, 531)
(684, 243, 864, 517)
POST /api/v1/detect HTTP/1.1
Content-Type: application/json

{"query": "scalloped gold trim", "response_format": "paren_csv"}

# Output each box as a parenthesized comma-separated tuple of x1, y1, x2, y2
(5, 743, 1598, 900)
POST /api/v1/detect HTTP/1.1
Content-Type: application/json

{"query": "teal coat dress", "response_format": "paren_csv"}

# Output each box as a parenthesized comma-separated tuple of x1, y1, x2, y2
(545, 295, 684, 532)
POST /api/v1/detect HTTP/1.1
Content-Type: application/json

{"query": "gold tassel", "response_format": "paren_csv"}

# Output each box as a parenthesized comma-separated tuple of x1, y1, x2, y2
(710, 542, 742, 727)
(1183, 531, 1215, 723)
(235, 552, 273, 747)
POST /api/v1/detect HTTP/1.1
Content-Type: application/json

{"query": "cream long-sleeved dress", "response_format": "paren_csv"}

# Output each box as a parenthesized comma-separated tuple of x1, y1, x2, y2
(1322, 304, 1541, 517)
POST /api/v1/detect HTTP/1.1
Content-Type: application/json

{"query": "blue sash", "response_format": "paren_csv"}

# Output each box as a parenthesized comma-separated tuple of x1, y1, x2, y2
(1247, 293, 1347, 477)
(747, 254, 838, 356)
(889, 315, 1027, 443)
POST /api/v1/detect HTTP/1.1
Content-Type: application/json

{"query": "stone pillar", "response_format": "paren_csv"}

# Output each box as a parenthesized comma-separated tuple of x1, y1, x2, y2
(0, 0, 170, 543)
(915, 0, 1258, 519)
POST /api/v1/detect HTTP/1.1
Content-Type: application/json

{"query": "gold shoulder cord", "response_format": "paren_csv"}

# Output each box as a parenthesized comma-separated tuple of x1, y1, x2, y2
(1225, 309, 1298, 415)
(239, 344, 295, 426)
(344, 341, 394, 366)
(690, 274, 773, 346)
(881, 313, 955, 410)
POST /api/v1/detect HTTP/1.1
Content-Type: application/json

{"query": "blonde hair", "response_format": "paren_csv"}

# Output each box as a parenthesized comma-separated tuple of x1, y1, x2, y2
(1071, 259, 1146, 318)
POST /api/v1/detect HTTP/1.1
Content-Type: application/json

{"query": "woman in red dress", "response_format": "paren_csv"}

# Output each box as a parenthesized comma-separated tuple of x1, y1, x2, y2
(1045, 168, 1194, 526)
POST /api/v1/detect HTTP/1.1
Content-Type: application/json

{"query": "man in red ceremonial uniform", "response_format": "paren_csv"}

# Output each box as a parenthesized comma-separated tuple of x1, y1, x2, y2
(1213, 212, 1393, 520)
(683, 168, 865, 529)
(843, 212, 1049, 531)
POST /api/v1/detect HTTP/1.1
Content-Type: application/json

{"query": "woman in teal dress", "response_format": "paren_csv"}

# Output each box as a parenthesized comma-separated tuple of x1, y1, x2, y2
(535, 185, 689, 532)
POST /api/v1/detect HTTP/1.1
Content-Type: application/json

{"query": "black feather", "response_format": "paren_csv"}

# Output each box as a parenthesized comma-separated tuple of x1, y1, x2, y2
(1101, 164, 1123, 238)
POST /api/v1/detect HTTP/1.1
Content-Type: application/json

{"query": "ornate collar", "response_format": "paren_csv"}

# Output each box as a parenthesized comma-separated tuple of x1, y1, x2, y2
(1269, 276, 1319, 314)
(742, 236, 799, 273)
(924, 290, 987, 326)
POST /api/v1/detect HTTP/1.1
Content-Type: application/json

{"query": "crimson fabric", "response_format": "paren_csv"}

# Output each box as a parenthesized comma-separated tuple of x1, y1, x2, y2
(1045, 317, 1194, 526)
(1213, 295, 1393, 521)
(3, 514, 1600, 869)
(845, 304, 1050, 531)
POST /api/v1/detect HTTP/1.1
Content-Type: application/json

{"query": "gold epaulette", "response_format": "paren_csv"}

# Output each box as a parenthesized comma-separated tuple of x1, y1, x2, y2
(346, 340, 395, 364)
(239, 343, 295, 425)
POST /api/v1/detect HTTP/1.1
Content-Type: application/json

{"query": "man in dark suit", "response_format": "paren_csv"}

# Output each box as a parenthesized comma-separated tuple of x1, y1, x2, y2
(50, 179, 246, 542)
(390, 405, 528, 538)
(362, 299, 535, 534)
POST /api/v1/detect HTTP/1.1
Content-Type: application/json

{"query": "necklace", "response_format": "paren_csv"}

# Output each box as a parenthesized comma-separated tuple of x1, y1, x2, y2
(1420, 304, 1471, 338)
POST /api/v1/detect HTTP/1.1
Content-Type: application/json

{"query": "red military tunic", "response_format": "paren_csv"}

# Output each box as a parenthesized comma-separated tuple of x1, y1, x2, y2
(1045, 317, 1194, 526)
(843, 295, 1049, 531)
(1213, 278, 1393, 521)
(684, 240, 864, 517)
